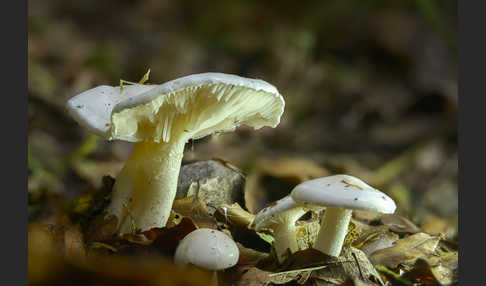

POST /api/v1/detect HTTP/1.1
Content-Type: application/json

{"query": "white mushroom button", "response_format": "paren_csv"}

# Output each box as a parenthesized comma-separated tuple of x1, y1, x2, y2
(174, 228, 239, 270)
(66, 73, 285, 234)
(290, 175, 396, 257)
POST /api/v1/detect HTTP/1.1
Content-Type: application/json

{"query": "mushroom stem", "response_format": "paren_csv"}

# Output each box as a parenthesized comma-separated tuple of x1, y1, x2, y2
(212, 271, 218, 286)
(313, 207, 352, 257)
(272, 208, 307, 263)
(106, 137, 188, 234)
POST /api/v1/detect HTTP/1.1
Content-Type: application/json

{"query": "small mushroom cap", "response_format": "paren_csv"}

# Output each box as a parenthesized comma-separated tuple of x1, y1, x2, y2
(250, 196, 299, 231)
(67, 73, 284, 142)
(291, 175, 396, 214)
(174, 228, 239, 270)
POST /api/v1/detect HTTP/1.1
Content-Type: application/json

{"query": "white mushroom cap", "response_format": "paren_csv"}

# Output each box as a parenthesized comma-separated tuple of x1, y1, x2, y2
(250, 195, 300, 231)
(291, 175, 396, 213)
(174, 228, 239, 271)
(66, 72, 284, 142)
(250, 195, 321, 263)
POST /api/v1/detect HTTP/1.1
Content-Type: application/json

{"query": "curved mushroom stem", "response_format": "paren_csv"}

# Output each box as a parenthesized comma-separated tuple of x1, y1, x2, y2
(313, 207, 352, 257)
(272, 208, 308, 263)
(106, 136, 188, 234)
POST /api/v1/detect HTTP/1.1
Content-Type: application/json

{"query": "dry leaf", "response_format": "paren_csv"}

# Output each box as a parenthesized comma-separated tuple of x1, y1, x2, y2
(353, 229, 399, 256)
(370, 233, 440, 268)
(237, 242, 270, 265)
(216, 202, 255, 228)
(235, 267, 273, 286)
(64, 224, 86, 263)
(421, 215, 458, 240)
(149, 217, 198, 257)
(379, 214, 420, 234)
(401, 259, 441, 286)
(310, 247, 383, 286)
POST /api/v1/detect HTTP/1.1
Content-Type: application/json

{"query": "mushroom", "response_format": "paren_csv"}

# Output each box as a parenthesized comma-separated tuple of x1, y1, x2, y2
(174, 228, 239, 286)
(290, 174, 396, 257)
(67, 73, 284, 234)
(250, 196, 310, 263)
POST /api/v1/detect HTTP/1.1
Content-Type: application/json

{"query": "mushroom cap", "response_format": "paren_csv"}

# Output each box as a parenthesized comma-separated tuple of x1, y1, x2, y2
(250, 196, 300, 231)
(290, 175, 396, 214)
(174, 228, 239, 271)
(67, 72, 284, 142)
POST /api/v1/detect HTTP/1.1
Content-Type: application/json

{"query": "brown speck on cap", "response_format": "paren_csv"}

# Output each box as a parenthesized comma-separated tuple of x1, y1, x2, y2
(341, 179, 363, 190)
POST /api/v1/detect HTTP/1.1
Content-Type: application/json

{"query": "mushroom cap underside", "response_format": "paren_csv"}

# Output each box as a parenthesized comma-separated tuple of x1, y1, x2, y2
(67, 72, 284, 143)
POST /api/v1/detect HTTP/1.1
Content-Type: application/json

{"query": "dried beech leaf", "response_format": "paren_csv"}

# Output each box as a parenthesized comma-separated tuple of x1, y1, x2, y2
(421, 215, 458, 240)
(310, 247, 383, 286)
(150, 217, 198, 257)
(216, 202, 255, 228)
(235, 267, 273, 286)
(353, 228, 399, 256)
(370, 233, 440, 268)
(86, 214, 119, 243)
(64, 224, 86, 263)
(172, 197, 218, 229)
(401, 259, 441, 286)
(424, 249, 458, 285)
(379, 214, 420, 234)
(237, 242, 270, 265)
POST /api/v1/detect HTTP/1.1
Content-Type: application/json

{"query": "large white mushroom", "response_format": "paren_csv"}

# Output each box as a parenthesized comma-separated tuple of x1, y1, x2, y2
(67, 73, 284, 234)
(291, 174, 396, 257)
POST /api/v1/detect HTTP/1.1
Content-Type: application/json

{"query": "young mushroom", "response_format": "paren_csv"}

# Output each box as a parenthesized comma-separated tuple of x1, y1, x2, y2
(250, 196, 313, 263)
(67, 73, 284, 234)
(174, 228, 239, 286)
(290, 174, 396, 257)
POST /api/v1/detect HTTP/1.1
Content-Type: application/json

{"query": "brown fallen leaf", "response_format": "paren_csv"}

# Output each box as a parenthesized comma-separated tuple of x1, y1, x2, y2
(310, 247, 383, 286)
(85, 214, 119, 243)
(216, 202, 255, 228)
(421, 215, 458, 241)
(379, 214, 420, 234)
(149, 217, 198, 257)
(370, 232, 440, 268)
(64, 224, 86, 263)
(401, 259, 441, 286)
(353, 229, 399, 256)
(172, 196, 219, 229)
(424, 248, 458, 285)
(237, 242, 270, 265)
(235, 266, 273, 286)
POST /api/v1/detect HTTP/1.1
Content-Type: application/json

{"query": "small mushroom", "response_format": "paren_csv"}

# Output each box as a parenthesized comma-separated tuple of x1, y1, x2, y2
(290, 174, 396, 257)
(250, 196, 310, 263)
(67, 73, 284, 234)
(174, 228, 239, 286)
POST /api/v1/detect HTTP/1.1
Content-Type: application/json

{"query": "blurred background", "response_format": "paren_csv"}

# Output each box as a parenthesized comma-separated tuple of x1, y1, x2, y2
(28, 0, 457, 239)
